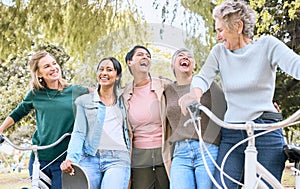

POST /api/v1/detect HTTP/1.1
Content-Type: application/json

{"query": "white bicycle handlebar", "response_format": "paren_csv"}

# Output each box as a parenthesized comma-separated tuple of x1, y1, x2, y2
(186, 102, 300, 189)
(187, 102, 300, 130)
(0, 133, 71, 151)
(0, 132, 71, 189)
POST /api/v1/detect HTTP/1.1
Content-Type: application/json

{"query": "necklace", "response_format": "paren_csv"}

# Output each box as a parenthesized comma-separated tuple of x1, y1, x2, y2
(103, 97, 116, 106)
(46, 89, 59, 100)
(107, 99, 116, 106)
(99, 93, 116, 106)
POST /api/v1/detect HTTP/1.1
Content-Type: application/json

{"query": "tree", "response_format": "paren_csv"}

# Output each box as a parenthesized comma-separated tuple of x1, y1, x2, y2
(0, 0, 146, 140)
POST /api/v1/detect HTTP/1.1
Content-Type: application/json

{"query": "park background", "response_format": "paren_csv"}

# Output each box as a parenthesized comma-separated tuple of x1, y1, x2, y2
(0, 0, 299, 188)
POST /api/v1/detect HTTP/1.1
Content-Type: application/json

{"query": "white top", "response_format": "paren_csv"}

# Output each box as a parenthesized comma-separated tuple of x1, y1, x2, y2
(99, 104, 127, 151)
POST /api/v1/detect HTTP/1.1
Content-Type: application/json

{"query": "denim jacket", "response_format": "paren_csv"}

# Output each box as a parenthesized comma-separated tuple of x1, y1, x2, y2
(66, 90, 130, 164)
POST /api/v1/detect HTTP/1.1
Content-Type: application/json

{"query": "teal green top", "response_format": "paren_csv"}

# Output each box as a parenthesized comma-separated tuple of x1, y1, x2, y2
(9, 84, 88, 161)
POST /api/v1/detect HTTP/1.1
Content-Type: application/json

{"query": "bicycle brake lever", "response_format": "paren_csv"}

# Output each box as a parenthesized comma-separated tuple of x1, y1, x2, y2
(187, 102, 200, 112)
(184, 102, 202, 127)
(0, 135, 4, 144)
(187, 102, 202, 117)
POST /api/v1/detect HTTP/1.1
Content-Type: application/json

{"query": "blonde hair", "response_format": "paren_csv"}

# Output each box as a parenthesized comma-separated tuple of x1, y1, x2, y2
(29, 51, 70, 91)
(213, 0, 256, 38)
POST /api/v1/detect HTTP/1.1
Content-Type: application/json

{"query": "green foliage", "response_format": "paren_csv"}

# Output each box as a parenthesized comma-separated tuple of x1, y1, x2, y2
(274, 72, 300, 143)
(180, 0, 216, 48)
(149, 46, 176, 81)
(72, 21, 150, 87)
(0, 0, 144, 139)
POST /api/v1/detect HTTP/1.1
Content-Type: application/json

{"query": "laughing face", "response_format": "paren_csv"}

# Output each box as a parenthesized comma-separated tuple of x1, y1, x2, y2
(97, 59, 118, 88)
(173, 50, 195, 77)
(215, 18, 241, 51)
(127, 48, 151, 75)
(37, 54, 61, 86)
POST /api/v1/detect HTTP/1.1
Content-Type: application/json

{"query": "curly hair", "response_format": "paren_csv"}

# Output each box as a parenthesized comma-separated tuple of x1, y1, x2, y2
(213, 0, 256, 38)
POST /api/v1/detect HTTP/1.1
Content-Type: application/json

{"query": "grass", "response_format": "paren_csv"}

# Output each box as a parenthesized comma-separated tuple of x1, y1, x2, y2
(0, 171, 31, 189)
(282, 162, 296, 189)
(0, 162, 296, 188)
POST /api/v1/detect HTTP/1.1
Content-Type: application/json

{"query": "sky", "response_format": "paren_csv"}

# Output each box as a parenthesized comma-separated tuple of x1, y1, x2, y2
(134, 0, 202, 51)
(133, 0, 208, 60)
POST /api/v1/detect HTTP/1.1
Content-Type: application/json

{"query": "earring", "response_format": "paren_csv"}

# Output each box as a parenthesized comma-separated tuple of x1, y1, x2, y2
(39, 77, 42, 82)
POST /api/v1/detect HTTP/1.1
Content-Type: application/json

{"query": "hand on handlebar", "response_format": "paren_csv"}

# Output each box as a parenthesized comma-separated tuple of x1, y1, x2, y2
(60, 159, 75, 176)
(273, 102, 281, 113)
(178, 88, 203, 116)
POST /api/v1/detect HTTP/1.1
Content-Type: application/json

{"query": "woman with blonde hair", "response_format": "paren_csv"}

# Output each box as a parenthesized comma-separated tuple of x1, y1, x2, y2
(0, 51, 90, 189)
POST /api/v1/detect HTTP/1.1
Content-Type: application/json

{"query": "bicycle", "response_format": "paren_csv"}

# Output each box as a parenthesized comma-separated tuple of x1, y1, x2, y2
(185, 102, 300, 189)
(0, 133, 71, 189)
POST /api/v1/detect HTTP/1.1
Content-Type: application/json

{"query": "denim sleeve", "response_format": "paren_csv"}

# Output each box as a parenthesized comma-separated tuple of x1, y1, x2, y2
(66, 101, 87, 163)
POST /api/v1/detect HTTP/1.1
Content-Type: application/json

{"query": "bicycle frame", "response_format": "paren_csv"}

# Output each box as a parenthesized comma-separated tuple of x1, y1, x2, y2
(186, 103, 300, 189)
(295, 161, 300, 189)
(0, 133, 71, 189)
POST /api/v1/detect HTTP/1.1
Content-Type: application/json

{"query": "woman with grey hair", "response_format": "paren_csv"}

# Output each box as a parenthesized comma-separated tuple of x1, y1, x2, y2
(178, 0, 300, 188)
(165, 48, 226, 188)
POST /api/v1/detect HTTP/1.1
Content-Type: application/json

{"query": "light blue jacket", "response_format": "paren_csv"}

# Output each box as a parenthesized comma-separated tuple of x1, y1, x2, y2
(66, 90, 130, 164)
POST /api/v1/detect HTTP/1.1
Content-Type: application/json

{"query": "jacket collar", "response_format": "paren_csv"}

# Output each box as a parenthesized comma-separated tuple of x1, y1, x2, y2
(92, 90, 101, 102)
(128, 73, 159, 95)
(92, 88, 123, 103)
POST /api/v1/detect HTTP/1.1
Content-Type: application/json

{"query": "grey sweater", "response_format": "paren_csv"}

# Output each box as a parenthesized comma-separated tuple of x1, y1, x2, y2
(192, 35, 300, 122)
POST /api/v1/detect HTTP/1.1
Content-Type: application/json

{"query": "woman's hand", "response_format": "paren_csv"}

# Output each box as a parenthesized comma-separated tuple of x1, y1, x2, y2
(178, 88, 203, 116)
(60, 159, 75, 175)
(273, 102, 281, 113)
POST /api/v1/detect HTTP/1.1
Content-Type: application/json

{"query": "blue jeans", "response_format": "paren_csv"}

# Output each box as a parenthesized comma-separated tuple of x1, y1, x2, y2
(79, 150, 130, 189)
(170, 140, 219, 189)
(213, 119, 287, 189)
(28, 157, 62, 189)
